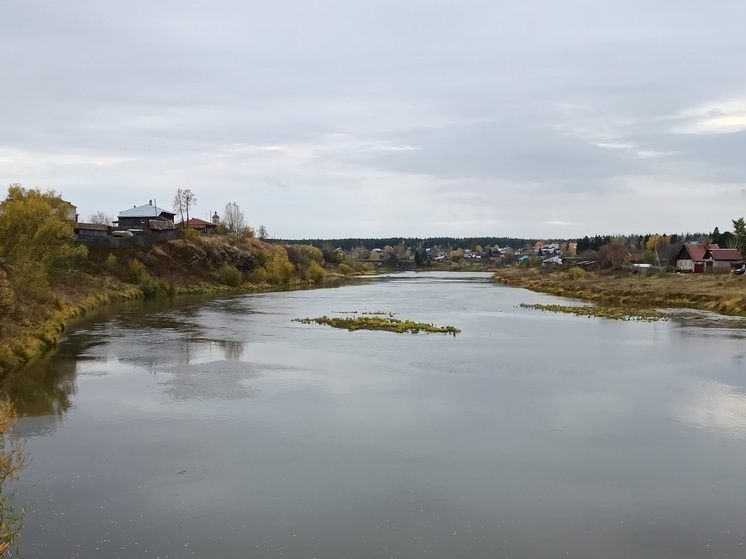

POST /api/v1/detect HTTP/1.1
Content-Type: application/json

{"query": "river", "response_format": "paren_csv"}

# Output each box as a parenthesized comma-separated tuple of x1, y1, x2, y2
(4, 271, 746, 558)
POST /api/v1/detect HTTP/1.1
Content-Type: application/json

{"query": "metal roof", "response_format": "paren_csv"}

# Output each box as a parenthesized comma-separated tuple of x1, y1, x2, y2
(678, 243, 719, 262)
(706, 248, 743, 261)
(181, 218, 214, 228)
(118, 204, 175, 218)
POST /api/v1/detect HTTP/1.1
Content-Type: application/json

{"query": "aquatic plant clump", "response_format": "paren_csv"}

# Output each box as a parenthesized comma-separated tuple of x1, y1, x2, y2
(293, 315, 460, 335)
(519, 303, 666, 322)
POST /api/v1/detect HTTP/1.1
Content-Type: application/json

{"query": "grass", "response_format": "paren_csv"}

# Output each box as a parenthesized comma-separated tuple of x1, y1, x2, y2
(492, 267, 746, 316)
(293, 315, 460, 335)
(519, 303, 666, 322)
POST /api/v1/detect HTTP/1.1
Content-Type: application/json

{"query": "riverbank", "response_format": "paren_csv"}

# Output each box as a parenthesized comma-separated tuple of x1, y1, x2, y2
(491, 267, 746, 315)
(0, 236, 377, 378)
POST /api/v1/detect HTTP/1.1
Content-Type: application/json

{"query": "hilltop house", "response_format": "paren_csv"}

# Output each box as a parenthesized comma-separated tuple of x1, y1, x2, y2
(180, 217, 217, 233)
(115, 200, 176, 232)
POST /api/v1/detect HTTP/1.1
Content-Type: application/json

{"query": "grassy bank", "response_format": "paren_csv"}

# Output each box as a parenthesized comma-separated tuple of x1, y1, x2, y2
(492, 267, 746, 315)
(0, 235, 377, 377)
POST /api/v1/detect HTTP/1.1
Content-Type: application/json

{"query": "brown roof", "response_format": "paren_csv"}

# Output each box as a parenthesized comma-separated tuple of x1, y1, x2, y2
(181, 218, 216, 229)
(678, 243, 719, 262)
(148, 219, 175, 231)
(74, 222, 109, 231)
(706, 248, 743, 261)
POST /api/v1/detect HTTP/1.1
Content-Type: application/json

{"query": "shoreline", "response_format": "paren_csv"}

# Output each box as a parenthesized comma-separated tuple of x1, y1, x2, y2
(491, 267, 746, 316)
(0, 273, 373, 380)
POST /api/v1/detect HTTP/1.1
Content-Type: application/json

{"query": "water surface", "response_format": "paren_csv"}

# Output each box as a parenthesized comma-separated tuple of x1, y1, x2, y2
(6, 272, 746, 558)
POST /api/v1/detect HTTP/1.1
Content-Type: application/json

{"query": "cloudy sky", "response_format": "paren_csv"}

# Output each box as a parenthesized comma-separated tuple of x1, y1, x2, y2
(1, 0, 745, 238)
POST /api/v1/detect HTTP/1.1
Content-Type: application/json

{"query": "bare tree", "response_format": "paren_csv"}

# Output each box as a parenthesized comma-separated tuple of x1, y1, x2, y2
(258, 225, 268, 240)
(173, 189, 185, 225)
(223, 202, 246, 233)
(183, 189, 197, 222)
(173, 189, 197, 225)
(88, 211, 113, 225)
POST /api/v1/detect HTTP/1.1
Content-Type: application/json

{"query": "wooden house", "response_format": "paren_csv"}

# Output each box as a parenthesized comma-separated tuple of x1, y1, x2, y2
(115, 201, 175, 232)
(675, 243, 716, 273)
(180, 218, 217, 233)
(74, 223, 110, 240)
(703, 247, 743, 272)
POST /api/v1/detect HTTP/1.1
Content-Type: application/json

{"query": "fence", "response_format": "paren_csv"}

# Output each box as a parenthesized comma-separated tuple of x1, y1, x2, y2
(78, 230, 179, 247)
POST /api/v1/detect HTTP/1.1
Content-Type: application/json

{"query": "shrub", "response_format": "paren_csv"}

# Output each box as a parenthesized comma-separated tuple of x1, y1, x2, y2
(286, 244, 324, 267)
(338, 263, 354, 276)
(179, 228, 201, 241)
(106, 253, 117, 268)
(127, 259, 146, 284)
(139, 276, 170, 298)
(306, 260, 326, 283)
(218, 264, 243, 287)
(568, 267, 586, 280)
(250, 247, 294, 286)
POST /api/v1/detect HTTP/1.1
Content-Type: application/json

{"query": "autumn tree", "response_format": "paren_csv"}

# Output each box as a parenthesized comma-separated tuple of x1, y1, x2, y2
(0, 185, 87, 277)
(597, 243, 626, 269)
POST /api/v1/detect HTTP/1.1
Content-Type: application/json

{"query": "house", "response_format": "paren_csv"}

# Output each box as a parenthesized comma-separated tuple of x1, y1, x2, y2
(675, 243, 717, 273)
(74, 223, 109, 240)
(59, 200, 78, 222)
(703, 247, 743, 273)
(115, 200, 176, 232)
(180, 218, 217, 233)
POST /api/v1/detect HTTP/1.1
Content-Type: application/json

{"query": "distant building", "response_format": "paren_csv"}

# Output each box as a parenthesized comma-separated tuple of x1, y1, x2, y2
(180, 218, 217, 233)
(74, 223, 109, 240)
(675, 243, 715, 273)
(59, 200, 78, 222)
(115, 200, 176, 232)
(703, 247, 743, 272)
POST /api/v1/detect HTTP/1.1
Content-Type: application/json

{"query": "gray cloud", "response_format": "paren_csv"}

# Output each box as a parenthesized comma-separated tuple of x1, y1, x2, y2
(2, 0, 746, 237)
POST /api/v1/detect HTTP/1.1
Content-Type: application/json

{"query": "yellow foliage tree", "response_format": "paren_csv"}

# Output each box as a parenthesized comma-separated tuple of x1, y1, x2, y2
(0, 185, 87, 275)
(646, 234, 667, 251)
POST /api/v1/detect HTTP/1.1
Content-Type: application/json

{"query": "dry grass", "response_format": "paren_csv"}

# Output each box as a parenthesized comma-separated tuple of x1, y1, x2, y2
(492, 268, 746, 315)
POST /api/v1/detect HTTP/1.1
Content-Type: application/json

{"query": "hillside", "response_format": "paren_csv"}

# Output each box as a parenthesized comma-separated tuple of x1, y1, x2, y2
(0, 231, 375, 377)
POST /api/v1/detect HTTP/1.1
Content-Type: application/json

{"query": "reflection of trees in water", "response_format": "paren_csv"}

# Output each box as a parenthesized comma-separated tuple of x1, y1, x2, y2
(1, 356, 77, 419)
(218, 340, 245, 360)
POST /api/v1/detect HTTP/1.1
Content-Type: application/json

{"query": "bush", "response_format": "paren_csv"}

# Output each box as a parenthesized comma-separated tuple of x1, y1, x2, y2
(567, 267, 586, 280)
(139, 276, 171, 298)
(218, 264, 243, 287)
(127, 259, 146, 284)
(286, 244, 324, 267)
(306, 260, 326, 283)
(338, 263, 354, 276)
(106, 253, 117, 269)
(250, 247, 294, 286)
(179, 228, 201, 241)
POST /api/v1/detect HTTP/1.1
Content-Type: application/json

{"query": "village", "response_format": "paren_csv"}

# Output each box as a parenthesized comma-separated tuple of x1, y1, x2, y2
(55, 195, 745, 276)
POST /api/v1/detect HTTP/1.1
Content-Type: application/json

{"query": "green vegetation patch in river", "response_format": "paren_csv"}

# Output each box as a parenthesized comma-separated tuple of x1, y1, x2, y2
(519, 303, 667, 322)
(293, 315, 460, 335)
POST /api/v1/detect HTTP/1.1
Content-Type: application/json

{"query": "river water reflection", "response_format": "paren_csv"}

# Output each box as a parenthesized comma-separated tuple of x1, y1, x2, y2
(5, 272, 746, 558)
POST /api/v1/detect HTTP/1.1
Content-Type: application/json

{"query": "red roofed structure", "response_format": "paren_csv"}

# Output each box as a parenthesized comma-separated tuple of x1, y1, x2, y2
(180, 218, 217, 233)
(675, 243, 718, 273)
(676, 243, 744, 273)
